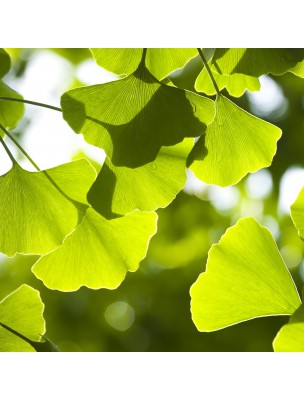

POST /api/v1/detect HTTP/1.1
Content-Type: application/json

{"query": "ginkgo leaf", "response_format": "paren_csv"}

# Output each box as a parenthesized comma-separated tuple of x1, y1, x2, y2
(0, 285, 45, 352)
(188, 95, 281, 186)
(190, 217, 301, 332)
(87, 138, 194, 218)
(0, 81, 24, 130)
(195, 62, 260, 97)
(0, 159, 96, 257)
(32, 209, 157, 291)
(0, 49, 11, 78)
(290, 186, 304, 239)
(91, 48, 143, 77)
(273, 303, 304, 352)
(61, 62, 214, 167)
(211, 48, 304, 77)
(91, 48, 197, 80)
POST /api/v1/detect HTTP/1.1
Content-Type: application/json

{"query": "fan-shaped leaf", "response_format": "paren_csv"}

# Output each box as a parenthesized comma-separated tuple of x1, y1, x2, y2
(0, 159, 96, 257)
(188, 95, 281, 186)
(195, 62, 260, 97)
(91, 48, 197, 80)
(190, 217, 301, 332)
(87, 138, 194, 218)
(61, 63, 214, 167)
(273, 303, 304, 351)
(32, 209, 157, 291)
(211, 48, 304, 77)
(0, 285, 45, 352)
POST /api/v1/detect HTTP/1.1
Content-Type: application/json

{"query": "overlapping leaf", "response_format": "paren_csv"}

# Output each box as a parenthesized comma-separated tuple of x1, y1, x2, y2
(87, 138, 194, 218)
(61, 62, 214, 167)
(0, 48, 24, 130)
(188, 95, 281, 186)
(0, 285, 45, 351)
(0, 159, 95, 256)
(211, 48, 304, 77)
(273, 303, 304, 352)
(91, 48, 197, 80)
(190, 217, 301, 332)
(195, 61, 260, 97)
(32, 209, 157, 291)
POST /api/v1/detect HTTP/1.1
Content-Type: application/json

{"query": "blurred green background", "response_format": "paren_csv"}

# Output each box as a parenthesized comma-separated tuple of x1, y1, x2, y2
(1, 48, 304, 351)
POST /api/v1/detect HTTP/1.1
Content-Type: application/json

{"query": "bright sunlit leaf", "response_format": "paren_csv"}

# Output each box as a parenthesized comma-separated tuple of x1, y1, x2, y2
(290, 186, 304, 239)
(0, 285, 45, 351)
(32, 209, 157, 291)
(195, 62, 260, 97)
(61, 62, 214, 168)
(0, 159, 96, 257)
(87, 138, 194, 218)
(188, 95, 282, 186)
(273, 303, 304, 351)
(190, 217, 301, 332)
(91, 48, 197, 80)
(211, 48, 304, 77)
(0, 81, 24, 130)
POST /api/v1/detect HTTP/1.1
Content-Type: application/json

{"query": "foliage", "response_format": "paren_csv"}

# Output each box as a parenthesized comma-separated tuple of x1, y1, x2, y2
(0, 48, 304, 352)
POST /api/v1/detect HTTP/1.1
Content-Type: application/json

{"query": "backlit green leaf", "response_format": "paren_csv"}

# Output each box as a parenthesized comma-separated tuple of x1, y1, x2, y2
(87, 138, 194, 218)
(0, 285, 45, 352)
(0, 49, 24, 131)
(290, 186, 304, 239)
(195, 62, 260, 97)
(61, 63, 214, 167)
(190, 217, 301, 332)
(0, 159, 95, 257)
(91, 48, 143, 77)
(211, 48, 304, 77)
(0, 81, 24, 130)
(91, 48, 197, 80)
(273, 303, 304, 352)
(0, 49, 11, 78)
(32, 209, 157, 291)
(188, 95, 281, 186)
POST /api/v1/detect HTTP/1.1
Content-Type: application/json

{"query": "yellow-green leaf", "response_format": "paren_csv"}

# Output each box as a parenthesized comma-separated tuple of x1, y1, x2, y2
(291, 186, 304, 239)
(61, 63, 214, 167)
(0, 285, 45, 352)
(212, 48, 304, 77)
(32, 209, 157, 291)
(188, 95, 281, 186)
(87, 138, 194, 218)
(0, 159, 95, 256)
(190, 217, 301, 332)
(195, 62, 260, 97)
(273, 303, 304, 352)
(91, 48, 197, 80)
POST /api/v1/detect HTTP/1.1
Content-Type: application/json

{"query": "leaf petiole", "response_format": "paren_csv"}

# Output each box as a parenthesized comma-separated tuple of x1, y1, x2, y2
(197, 48, 221, 97)
(0, 134, 17, 165)
(0, 96, 62, 112)
(0, 124, 40, 171)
